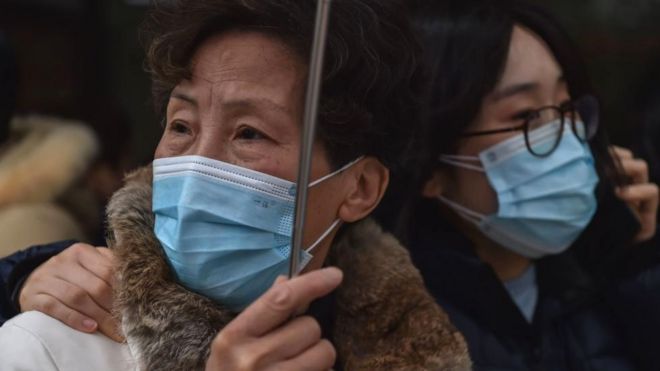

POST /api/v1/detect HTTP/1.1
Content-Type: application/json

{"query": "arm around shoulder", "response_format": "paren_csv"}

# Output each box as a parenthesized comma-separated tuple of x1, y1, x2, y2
(0, 241, 73, 324)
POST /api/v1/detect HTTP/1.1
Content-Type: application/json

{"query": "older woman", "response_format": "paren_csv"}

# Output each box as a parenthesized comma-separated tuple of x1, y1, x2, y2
(0, 0, 470, 370)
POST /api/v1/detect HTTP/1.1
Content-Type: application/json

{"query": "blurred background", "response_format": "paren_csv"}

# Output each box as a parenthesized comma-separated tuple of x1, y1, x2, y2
(0, 0, 659, 167)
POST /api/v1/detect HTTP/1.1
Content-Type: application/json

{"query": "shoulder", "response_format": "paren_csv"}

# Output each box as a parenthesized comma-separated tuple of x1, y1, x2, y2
(0, 311, 135, 371)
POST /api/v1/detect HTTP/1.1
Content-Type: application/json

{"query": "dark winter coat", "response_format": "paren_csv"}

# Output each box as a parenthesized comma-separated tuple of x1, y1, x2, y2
(407, 187, 660, 371)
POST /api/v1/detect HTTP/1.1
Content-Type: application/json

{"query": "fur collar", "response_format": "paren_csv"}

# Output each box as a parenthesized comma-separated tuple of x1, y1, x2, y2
(106, 166, 471, 370)
(0, 115, 98, 206)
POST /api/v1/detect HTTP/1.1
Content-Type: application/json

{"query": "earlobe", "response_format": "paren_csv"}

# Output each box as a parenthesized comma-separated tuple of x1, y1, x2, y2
(338, 158, 389, 222)
(422, 171, 445, 198)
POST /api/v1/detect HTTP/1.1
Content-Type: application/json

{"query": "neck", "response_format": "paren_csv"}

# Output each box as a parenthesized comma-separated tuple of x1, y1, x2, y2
(471, 235, 531, 281)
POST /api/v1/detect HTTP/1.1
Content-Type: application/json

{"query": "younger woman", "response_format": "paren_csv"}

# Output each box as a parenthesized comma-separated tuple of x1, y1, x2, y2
(400, 1, 660, 369)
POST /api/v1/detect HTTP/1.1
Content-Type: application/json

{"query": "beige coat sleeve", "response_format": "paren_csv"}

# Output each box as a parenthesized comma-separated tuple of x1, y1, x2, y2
(0, 311, 136, 371)
(0, 203, 85, 258)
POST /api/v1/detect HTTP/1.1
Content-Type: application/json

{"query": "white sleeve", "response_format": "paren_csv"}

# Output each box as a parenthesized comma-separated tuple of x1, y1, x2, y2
(0, 319, 59, 371)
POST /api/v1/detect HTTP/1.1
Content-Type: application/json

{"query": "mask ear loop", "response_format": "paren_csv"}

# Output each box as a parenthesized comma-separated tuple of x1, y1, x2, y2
(308, 156, 365, 188)
(296, 218, 343, 273)
(437, 195, 485, 225)
(305, 219, 342, 254)
(438, 154, 485, 172)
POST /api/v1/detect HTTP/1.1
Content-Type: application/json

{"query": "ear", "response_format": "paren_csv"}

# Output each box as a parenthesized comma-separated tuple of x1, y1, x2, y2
(422, 170, 446, 198)
(338, 157, 389, 222)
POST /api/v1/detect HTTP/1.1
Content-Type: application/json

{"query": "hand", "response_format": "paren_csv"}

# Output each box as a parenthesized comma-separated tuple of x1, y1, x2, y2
(18, 243, 123, 341)
(205, 267, 343, 371)
(611, 146, 659, 242)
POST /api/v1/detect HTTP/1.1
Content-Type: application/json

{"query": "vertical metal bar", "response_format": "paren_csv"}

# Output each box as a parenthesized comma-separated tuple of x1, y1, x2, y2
(289, 0, 332, 278)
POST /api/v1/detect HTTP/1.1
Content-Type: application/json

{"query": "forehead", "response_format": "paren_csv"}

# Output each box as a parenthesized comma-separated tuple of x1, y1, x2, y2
(189, 31, 306, 88)
(496, 25, 563, 88)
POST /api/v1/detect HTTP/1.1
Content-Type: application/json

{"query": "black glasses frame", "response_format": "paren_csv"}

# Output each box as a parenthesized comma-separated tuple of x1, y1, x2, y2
(461, 95, 599, 157)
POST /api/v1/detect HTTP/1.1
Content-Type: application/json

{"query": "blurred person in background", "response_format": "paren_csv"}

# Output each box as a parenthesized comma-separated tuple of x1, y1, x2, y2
(382, 0, 660, 370)
(0, 31, 101, 257)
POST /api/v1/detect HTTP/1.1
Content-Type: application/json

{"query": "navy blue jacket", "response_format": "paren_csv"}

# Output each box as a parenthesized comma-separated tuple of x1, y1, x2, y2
(408, 189, 660, 371)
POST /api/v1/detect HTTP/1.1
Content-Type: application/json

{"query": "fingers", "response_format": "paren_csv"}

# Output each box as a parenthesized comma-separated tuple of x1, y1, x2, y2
(52, 258, 113, 312)
(27, 277, 110, 331)
(258, 316, 322, 363)
(609, 146, 659, 243)
(227, 267, 343, 338)
(18, 243, 123, 342)
(617, 183, 659, 242)
(620, 157, 649, 184)
(29, 293, 99, 332)
(206, 268, 342, 371)
(610, 146, 648, 184)
(75, 245, 115, 288)
(267, 339, 337, 371)
(610, 145, 633, 160)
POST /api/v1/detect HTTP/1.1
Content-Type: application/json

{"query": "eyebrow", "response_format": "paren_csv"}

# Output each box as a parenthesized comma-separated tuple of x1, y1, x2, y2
(170, 91, 290, 116)
(222, 98, 290, 115)
(171, 91, 197, 106)
(490, 75, 566, 102)
(491, 82, 539, 102)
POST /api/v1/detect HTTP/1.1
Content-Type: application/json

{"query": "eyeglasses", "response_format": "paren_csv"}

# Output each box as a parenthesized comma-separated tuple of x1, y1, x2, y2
(462, 95, 600, 157)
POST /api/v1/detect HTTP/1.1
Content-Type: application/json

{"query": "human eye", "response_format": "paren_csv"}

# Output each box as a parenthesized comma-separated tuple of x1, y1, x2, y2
(235, 125, 269, 141)
(511, 108, 538, 122)
(167, 120, 192, 135)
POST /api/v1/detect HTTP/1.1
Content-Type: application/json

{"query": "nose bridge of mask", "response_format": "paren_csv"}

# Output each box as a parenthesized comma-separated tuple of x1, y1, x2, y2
(153, 155, 297, 200)
(481, 121, 592, 192)
(153, 156, 297, 237)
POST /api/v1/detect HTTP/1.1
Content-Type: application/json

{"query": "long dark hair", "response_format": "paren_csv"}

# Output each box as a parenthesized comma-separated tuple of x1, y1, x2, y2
(377, 0, 625, 238)
(417, 0, 621, 183)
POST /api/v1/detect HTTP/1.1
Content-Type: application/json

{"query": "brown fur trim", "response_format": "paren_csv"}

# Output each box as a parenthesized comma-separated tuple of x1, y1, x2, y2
(106, 166, 471, 370)
(107, 167, 233, 371)
(330, 220, 471, 370)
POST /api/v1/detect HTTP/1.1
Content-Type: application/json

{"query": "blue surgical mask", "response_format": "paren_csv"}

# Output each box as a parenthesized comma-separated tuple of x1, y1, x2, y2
(438, 120, 599, 258)
(152, 155, 362, 311)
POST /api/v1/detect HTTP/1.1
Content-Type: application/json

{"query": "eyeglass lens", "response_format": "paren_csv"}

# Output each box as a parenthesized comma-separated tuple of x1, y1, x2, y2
(525, 95, 599, 157)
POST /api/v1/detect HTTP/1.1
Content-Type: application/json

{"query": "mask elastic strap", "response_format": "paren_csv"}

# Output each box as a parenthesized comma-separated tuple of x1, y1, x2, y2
(309, 156, 365, 188)
(438, 154, 485, 172)
(305, 218, 342, 254)
(437, 195, 485, 224)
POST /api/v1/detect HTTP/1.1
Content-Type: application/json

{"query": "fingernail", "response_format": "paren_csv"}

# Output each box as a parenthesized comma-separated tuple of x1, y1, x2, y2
(82, 319, 98, 331)
(323, 267, 343, 282)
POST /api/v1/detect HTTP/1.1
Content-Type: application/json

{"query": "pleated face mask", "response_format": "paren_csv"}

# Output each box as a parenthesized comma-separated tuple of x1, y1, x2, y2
(152, 155, 361, 311)
(438, 120, 599, 259)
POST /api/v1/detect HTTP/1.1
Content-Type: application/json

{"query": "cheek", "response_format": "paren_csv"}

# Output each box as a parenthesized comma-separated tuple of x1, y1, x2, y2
(303, 177, 344, 242)
(446, 169, 499, 215)
(154, 128, 198, 159)
(154, 134, 171, 159)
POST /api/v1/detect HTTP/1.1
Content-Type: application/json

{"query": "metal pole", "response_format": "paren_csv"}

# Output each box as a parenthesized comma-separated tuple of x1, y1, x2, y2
(289, 0, 332, 278)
